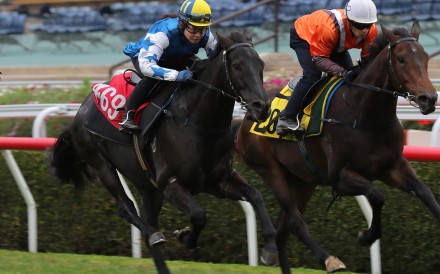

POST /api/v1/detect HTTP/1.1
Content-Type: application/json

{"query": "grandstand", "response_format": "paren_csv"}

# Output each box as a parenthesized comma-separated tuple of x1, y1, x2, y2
(0, 0, 439, 81)
(1, 0, 439, 43)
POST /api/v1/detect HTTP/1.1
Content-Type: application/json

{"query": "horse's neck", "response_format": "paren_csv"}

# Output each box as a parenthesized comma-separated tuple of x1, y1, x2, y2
(351, 57, 398, 121)
(190, 92, 235, 125)
(185, 67, 236, 129)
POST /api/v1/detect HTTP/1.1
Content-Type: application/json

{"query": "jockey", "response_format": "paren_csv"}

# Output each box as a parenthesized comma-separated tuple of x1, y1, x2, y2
(119, 0, 218, 133)
(276, 0, 378, 136)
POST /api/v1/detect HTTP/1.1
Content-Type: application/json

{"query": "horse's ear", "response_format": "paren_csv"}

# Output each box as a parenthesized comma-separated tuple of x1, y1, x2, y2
(410, 21, 421, 40)
(380, 24, 399, 44)
(216, 32, 233, 50)
(243, 29, 253, 44)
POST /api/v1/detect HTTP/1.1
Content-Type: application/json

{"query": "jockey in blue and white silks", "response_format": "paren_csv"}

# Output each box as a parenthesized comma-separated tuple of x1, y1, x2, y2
(123, 16, 217, 82)
(119, 0, 218, 133)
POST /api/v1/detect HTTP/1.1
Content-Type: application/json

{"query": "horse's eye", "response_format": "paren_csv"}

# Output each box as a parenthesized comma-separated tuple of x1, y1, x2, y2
(397, 56, 405, 63)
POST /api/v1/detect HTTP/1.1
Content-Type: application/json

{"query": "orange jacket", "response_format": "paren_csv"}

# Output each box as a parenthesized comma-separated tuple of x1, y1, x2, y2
(294, 9, 378, 59)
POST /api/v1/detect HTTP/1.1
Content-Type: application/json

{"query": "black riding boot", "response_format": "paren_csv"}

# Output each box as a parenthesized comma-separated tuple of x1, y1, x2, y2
(276, 82, 307, 136)
(119, 77, 152, 133)
(119, 110, 140, 133)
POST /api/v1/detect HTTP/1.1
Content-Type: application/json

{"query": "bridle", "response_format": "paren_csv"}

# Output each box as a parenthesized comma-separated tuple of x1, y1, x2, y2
(309, 36, 421, 128)
(188, 42, 256, 110)
(345, 37, 418, 104)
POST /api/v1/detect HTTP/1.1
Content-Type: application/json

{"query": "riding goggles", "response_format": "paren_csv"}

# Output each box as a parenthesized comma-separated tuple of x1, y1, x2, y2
(186, 24, 207, 34)
(350, 21, 373, 30)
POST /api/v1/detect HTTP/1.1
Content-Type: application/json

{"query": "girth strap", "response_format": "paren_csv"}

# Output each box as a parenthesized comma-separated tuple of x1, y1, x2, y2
(133, 134, 157, 188)
(297, 140, 327, 184)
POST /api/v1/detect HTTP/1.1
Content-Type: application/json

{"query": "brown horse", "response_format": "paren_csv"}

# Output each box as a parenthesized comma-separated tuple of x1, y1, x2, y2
(235, 22, 439, 273)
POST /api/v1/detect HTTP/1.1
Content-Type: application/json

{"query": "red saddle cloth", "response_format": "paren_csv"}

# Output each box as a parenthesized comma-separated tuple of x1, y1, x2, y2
(91, 71, 149, 129)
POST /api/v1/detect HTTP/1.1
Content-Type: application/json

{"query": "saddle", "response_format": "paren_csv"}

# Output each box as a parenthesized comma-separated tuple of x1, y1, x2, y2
(250, 75, 344, 141)
(84, 70, 179, 145)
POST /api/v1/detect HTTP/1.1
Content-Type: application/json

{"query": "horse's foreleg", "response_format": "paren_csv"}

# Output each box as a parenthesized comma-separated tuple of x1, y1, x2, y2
(139, 187, 164, 230)
(221, 170, 279, 267)
(99, 169, 165, 244)
(382, 158, 440, 223)
(337, 168, 384, 246)
(274, 212, 292, 274)
(163, 177, 206, 250)
(96, 168, 169, 274)
(269, 175, 344, 272)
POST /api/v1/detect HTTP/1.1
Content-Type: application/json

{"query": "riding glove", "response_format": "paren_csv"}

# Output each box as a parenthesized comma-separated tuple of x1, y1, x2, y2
(343, 66, 361, 82)
(176, 70, 193, 82)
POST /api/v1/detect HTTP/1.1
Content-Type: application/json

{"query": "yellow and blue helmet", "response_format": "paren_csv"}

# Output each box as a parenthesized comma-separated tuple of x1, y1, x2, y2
(179, 0, 212, 27)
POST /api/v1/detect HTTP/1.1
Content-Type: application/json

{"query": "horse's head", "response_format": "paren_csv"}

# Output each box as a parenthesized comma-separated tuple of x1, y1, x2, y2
(381, 22, 437, 114)
(216, 30, 270, 121)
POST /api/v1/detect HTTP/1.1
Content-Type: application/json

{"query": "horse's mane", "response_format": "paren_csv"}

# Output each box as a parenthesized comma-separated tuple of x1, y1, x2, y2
(193, 31, 251, 77)
(209, 31, 251, 60)
(365, 27, 412, 63)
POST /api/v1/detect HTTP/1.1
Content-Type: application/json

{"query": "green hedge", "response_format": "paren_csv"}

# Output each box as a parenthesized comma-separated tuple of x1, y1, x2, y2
(1, 151, 440, 273)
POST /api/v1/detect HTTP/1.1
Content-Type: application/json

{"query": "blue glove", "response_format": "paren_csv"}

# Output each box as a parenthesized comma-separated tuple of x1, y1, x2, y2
(176, 70, 193, 82)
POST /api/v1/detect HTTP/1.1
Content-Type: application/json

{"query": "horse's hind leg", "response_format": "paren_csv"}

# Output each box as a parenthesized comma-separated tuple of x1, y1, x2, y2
(220, 170, 279, 267)
(163, 177, 206, 250)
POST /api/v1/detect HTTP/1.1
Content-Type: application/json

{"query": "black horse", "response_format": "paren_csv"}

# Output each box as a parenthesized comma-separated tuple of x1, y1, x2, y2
(50, 31, 278, 274)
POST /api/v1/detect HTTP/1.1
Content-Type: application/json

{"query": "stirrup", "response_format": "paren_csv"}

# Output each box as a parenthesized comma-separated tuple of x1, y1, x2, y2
(118, 110, 140, 132)
(276, 115, 304, 137)
(289, 116, 304, 131)
(119, 110, 134, 126)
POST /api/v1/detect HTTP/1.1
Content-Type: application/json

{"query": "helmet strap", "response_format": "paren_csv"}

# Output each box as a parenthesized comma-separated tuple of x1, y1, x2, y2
(178, 20, 186, 32)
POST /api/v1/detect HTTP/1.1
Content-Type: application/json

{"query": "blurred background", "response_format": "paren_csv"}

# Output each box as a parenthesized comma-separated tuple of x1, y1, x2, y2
(0, 0, 439, 82)
(1, 2, 440, 274)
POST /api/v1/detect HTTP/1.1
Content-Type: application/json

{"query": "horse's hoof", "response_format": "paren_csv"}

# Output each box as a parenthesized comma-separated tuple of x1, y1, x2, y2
(259, 248, 279, 266)
(325, 255, 346, 273)
(173, 226, 191, 243)
(149, 232, 166, 246)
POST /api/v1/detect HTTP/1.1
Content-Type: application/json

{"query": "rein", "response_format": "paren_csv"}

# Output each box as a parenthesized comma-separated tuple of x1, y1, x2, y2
(344, 37, 418, 102)
(188, 42, 255, 110)
(306, 37, 420, 130)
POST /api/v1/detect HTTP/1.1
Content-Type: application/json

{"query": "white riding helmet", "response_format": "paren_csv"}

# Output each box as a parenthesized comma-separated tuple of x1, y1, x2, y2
(345, 0, 378, 24)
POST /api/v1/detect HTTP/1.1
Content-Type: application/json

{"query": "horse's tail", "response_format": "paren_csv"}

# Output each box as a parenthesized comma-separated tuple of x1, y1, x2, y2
(49, 126, 95, 190)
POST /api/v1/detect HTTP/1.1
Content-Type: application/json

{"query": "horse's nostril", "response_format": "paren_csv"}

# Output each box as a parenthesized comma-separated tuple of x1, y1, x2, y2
(249, 101, 270, 121)
(418, 96, 428, 103)
(251, 101, 264, 111)
(418, 95, 436, 106)
(417, 95, 437, 114)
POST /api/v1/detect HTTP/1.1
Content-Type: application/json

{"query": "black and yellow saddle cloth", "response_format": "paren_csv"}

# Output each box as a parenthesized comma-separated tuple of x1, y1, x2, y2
(250, 76, 344, 141)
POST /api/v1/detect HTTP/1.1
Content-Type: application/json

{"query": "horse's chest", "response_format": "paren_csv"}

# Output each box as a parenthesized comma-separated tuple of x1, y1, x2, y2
(153, 134, 233, 187)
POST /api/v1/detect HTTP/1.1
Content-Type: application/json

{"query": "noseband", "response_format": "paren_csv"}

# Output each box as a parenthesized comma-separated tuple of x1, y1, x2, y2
(388, 37, 418, 98)
(222, 42, 255, 107)
(189, 42, 256, 110)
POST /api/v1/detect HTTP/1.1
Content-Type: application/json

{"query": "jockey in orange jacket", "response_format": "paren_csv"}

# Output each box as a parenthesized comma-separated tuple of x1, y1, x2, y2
(276, 0, 378, 137)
